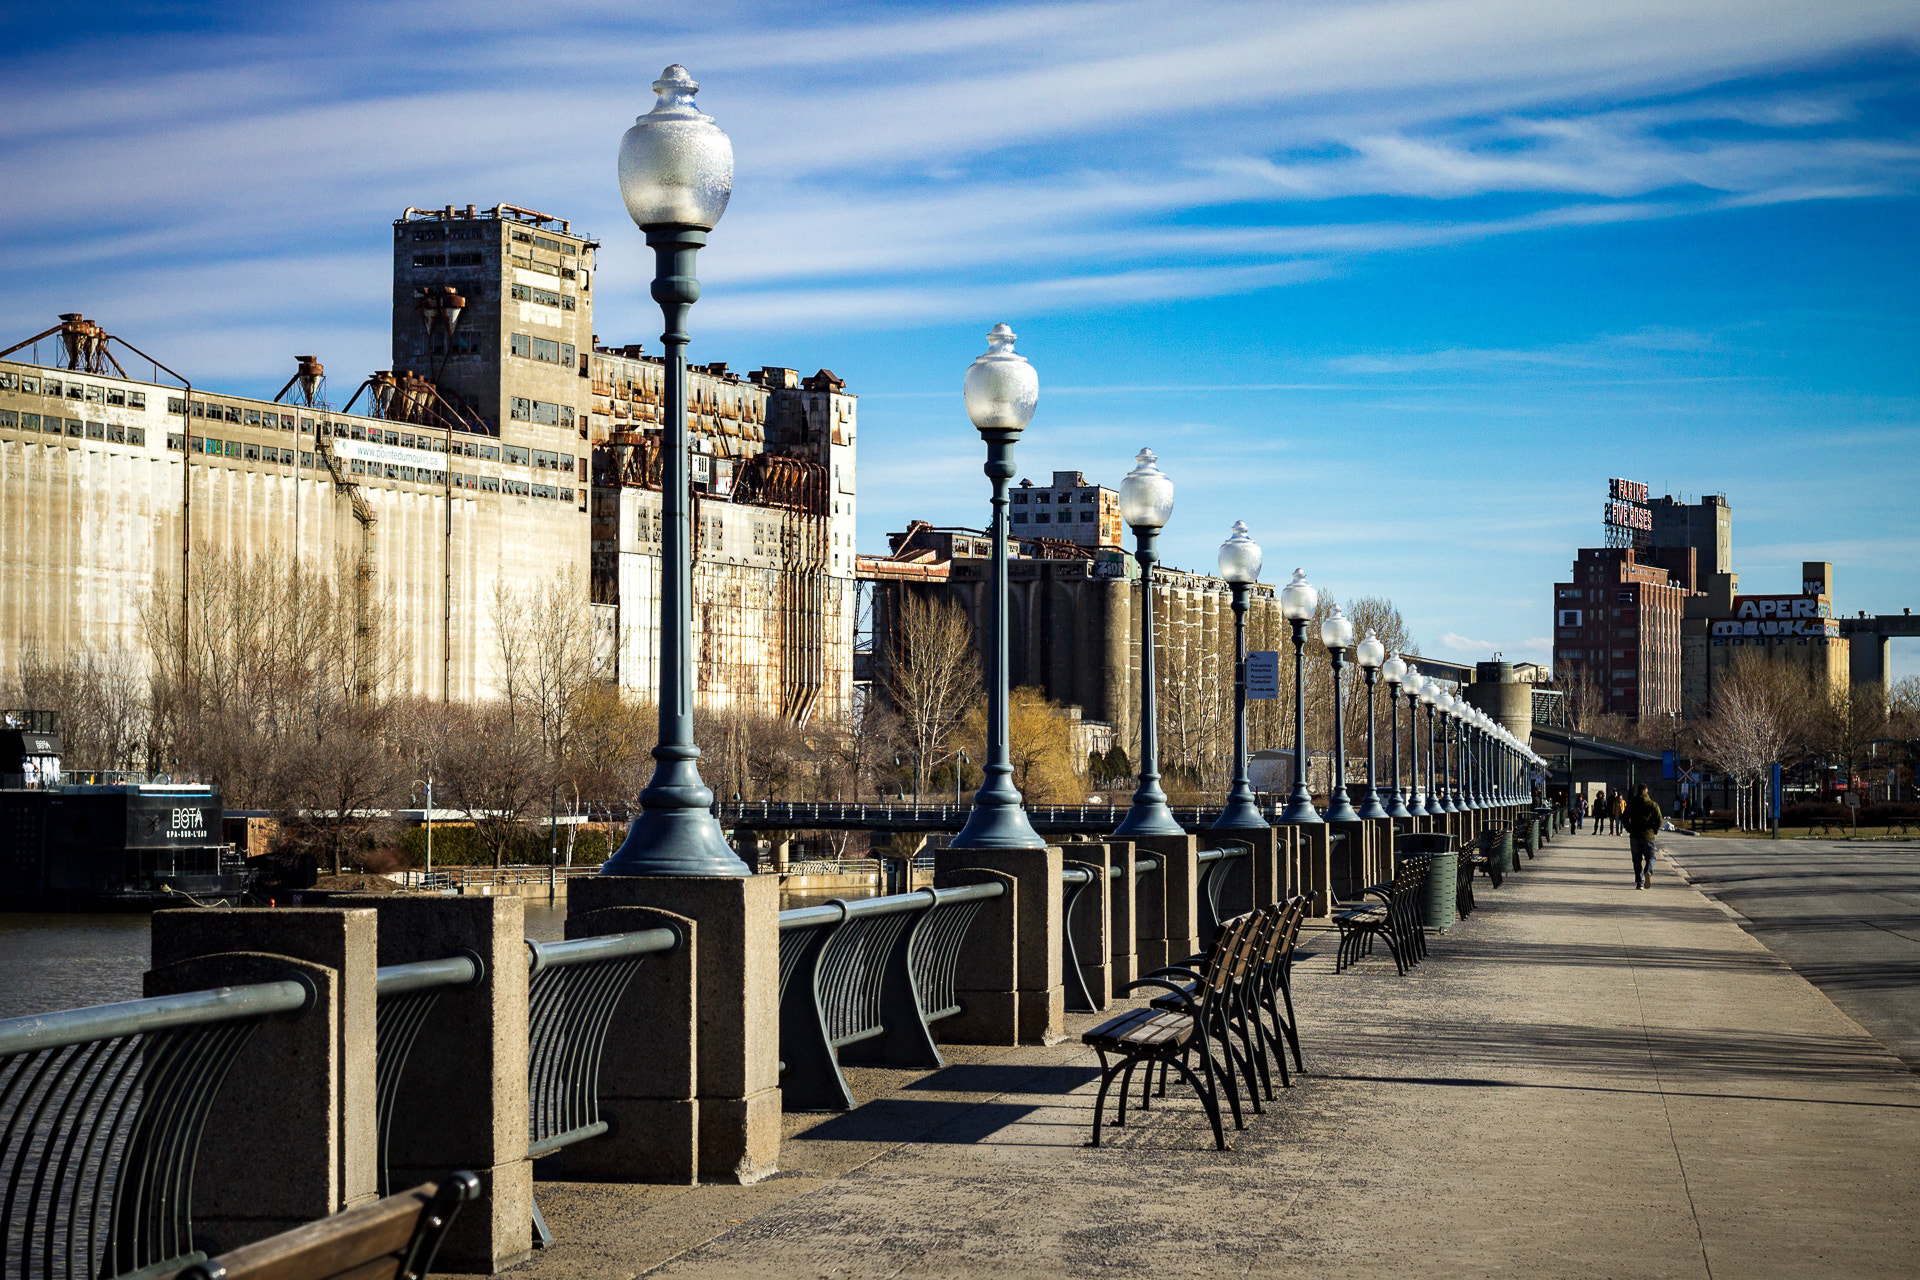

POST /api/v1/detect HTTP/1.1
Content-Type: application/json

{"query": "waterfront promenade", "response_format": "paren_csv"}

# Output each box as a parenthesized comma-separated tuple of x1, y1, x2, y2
(525, 830, 1920, 1279)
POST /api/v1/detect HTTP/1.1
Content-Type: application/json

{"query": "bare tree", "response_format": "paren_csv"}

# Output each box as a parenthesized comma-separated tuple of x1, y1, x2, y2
(880, 593, 981, 797)
(1695, 653, 1798, 830)
(7, 644, 147, 772)
(438, 701, 545, 868)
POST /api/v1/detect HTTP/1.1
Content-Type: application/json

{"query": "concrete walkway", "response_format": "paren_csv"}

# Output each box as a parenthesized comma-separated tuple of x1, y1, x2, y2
(525, 831, 1920, 1279)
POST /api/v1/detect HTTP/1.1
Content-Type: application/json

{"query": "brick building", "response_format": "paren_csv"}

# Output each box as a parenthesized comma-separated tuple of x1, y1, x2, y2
(1552, 547, 1689, 720)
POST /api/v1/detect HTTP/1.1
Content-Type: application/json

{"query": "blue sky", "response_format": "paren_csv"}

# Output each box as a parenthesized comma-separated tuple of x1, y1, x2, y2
(3, 1, 1917, 675)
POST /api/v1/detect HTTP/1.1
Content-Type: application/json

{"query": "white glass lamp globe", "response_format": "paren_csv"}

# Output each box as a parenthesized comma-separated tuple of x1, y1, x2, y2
(1217, 521, 1261, 584)
(1381, 653, 1407, 685)
(1320, 604, 1355, 652)
(964, 324, 1038, 435)
(1356, 629, 1386, 671)
(618, 65, 734, 230)
(1280, 569, 1317, 622)
(1118, 448, 1174, 530)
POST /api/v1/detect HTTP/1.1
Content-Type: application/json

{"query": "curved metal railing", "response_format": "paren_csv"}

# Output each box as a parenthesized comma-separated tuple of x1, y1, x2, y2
(776, 883, 1003, 1111)
(524, 928, 679, 1159)
(1196, 843, 1254, 950)
(0, 979, 315, 1280)
(372, 953, 485, 1195)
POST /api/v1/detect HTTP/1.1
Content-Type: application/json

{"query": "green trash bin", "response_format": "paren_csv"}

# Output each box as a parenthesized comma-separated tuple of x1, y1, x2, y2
(1396, 833, 1457, 931)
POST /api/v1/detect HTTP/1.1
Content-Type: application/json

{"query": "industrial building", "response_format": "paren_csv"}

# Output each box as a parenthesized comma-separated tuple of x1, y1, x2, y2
(861, 522, 1283, 765)
(0, 203, 857, 721)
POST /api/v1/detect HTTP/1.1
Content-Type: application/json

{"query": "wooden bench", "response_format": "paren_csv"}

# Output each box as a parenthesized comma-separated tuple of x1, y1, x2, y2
(1691, 811, 1735, 833)
(175, 1173, 480, 1280)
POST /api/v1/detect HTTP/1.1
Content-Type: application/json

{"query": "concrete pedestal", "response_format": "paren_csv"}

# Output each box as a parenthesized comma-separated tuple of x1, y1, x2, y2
(329, 895, 533, 1272)
(147, 908, 379, 1253)
(1104, 838, 1139, 992)
(935, 846, 1064, 1045)
(1129, 834, 1198, 973)
(569, 875, 780, 1185)
(1060, 841, 1113, 1011)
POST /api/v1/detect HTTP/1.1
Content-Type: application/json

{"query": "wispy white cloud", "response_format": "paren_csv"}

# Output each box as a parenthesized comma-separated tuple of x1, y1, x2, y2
(1, 0, 1916, 367)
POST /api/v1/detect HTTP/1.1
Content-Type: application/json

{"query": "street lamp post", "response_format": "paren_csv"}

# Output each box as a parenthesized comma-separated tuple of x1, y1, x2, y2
(1212, 521, 1266, 831)
(1404, 668, 1427, 817)
(1382, 654, 1411, 819)
(1321, 605, 1359, 823)
(1112, 449, 1183, 839)
(1444, 694, 1465, 811)
(953, 326, 1045, 850)
(1277, 570, 1323, 825)
(1424, 682, 1449, 814)
(1356, 630, 1388, 820)
(605, 65, 748, 876)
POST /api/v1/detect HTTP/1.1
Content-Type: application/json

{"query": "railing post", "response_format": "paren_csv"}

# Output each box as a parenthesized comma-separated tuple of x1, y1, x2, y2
(1104, 838, 1139, 992)
(1129, 834, 1198, 972)
(1300, 825, 1333, 916)
(331, 894, 532, 1273)
(1202, 825, 1278, 908)
(934, 846, 1063, 1045)
(570, 876, 780, 1184)
(146, 908, 379, 1252)
(1060, 840, 1112, 1011)
(552, 905, 698, 1183)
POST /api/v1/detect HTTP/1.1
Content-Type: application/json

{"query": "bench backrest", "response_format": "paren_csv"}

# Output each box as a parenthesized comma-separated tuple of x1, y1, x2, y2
(175, 1173, 479, 1280)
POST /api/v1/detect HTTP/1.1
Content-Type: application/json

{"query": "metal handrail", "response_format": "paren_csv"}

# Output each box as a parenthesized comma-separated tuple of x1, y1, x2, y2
(0, 981, 314, 1058)
(1, 978, 316, 1280)
(524, 925, 683, 1192)
(371, 953, 486, 1196)
(776, 881, 1003, 932)
(775, 882, 1004, 1111)
(375, 954, 484, 998)
(525, 927, 678, 975)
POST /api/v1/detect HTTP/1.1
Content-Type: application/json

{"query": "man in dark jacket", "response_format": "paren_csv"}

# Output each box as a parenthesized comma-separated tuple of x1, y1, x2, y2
(1624, 783, 1664, 889)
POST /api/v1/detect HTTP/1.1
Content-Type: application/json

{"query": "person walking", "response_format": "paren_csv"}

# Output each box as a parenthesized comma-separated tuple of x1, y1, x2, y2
(1624, 783, 1663, 888)
(1571, 791, 1587, 832)
(1612, 791, 1628, 836)
(1593, 790, 1609, 834)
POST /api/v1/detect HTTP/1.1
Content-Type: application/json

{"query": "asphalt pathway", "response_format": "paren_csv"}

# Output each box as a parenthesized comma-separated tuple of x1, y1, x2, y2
(1661, 834, 1920, 1070)
(527, 830, 1920, 1279)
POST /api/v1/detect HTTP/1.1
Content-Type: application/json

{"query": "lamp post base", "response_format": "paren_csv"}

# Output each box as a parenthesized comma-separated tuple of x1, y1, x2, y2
(952, 800, 1046, 850)
(1324, 796, 1361, 823)
(1210, 796, 1269, 830)
(603, 805, 749, 876)
(1114, 801, 1186, 838)
(1357, 795, 1390, 820)
(1277, 791, 1323, 825)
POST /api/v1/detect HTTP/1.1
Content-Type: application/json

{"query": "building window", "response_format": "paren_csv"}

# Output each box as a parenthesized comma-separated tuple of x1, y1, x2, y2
(1013, 512, 1028, 523)
(1080, 511, 1094, 522)
(1035, 513, 1050, 523)
(511, 333, 532, 358)
(1012, 493, 1027, 504)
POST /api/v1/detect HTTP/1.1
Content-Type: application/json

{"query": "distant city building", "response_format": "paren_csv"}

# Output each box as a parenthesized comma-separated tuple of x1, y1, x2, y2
(1009, 471, 1123, 549)
(862, 515, 1279, 764)
(1693, 560, 1849, 712)
(1552, 546, 1689, 719)
(0, 202, 856, 721)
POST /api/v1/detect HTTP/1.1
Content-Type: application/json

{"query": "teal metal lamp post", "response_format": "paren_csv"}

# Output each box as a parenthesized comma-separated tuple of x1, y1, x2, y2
(1112, 449, 1184, 839)
(1355, 630, 1389, 819)
(1382, 653, 1412, 819)
(604, 66, 748, 876)
(1321, 605, 1361, 823)
(1211, 521, 1267, 831)
(1277, 569, 1323, 825)
(953, 325, 1046, 851)
(1403, 667, 1428, 817)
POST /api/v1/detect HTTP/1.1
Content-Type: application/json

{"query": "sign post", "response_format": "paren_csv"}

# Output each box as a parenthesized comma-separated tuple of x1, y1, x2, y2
(1771, 762, 1783, 840)
(1246, 650, 1280, 701)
